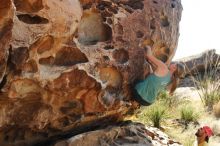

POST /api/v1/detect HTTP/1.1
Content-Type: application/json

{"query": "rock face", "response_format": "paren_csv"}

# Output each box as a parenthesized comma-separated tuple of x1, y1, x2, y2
(54, 122, 182, 146)
(0, 0, 182, 145)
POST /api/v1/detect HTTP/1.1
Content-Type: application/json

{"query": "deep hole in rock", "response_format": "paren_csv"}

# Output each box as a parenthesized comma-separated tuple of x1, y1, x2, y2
(160, 16, 170, 27)
(153, 0, 158, 4)
(99, 1, 112, 7)
(17, 14, 49, 24)
(11, 47, 29, 67)
(113, 49, 129, 64)
(103, 56, 110, 61)
(77, 10, 112, 45)
(171, 3, 175, 8)
(101, 10, 113, 18)
(96, 4, 105, 11)
(150, 19, 156, 29)
(54, 47, 88, 66)
(104, 45, 114, 50)
(136, 31, 144, 38)
(125, 0, 144, 10)
(157, 54, 168, 63)
(107, 18, 113, 25)
(82, 3, 93, 10)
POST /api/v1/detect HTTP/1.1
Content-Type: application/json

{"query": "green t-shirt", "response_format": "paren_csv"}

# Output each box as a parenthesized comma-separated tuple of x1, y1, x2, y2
(135, 72, 171, 104)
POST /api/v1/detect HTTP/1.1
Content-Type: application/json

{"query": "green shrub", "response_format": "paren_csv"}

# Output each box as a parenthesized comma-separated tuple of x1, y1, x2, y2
(203, 90, 220, 108)
(136, 101, 169, 128)
(180, 106, 199, 123)
(144, 103, 168, 128)
(148, 107, 166, 128)
(192, 75, 220, 109)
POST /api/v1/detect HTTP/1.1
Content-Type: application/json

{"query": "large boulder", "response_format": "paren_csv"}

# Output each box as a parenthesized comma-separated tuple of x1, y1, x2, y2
(0, 0, 182, 145)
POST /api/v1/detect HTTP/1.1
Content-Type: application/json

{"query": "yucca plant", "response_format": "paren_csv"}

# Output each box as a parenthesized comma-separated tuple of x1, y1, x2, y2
(184, 51, 220, 109)
(180, 106, 199, 124)
(145, 103, 168, 128)
(137, 101, 169, 128)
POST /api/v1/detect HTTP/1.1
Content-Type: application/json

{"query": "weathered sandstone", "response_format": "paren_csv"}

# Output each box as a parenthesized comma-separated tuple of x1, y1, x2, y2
(0, 0, 182, 145)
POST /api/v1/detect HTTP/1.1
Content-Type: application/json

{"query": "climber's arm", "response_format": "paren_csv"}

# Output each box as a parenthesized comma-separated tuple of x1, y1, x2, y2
(144, 47, 167, 69)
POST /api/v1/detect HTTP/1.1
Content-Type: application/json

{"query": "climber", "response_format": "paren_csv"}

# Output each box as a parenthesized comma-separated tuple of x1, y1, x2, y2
(133, 45, 185, 105)
(194, 126, 214, 146)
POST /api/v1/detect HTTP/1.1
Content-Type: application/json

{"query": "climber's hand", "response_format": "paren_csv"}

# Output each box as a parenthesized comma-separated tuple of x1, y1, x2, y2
(144, 46, 152, 57)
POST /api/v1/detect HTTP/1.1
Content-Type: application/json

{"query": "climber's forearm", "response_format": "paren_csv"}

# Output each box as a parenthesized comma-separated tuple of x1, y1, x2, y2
(145, 54, 166, 68)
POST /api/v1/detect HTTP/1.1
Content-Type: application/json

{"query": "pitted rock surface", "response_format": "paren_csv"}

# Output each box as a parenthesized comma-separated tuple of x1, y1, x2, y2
(0, 0, 182, 145)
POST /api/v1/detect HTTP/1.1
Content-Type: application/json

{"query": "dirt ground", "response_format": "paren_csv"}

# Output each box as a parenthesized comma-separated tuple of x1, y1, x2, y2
(168, 87, 220, 146)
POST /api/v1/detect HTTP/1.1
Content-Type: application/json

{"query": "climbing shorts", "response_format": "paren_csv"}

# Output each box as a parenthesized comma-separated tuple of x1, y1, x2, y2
(132, 88, 151, 106)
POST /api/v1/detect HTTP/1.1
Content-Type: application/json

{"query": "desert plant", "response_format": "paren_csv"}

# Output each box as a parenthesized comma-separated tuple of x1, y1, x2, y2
(185, 52, 220, 108)
(180, 106, 199, 123)
(145, 103, 168, 128)
(136, 101, 169, 128)
(203, 90, 220, 108)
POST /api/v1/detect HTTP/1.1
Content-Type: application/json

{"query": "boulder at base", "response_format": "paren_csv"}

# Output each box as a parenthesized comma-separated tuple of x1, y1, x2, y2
(54, 122, 182, 146)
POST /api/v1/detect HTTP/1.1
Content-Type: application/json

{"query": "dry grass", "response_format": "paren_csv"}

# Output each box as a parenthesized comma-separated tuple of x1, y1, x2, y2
(136, 101, 169, 128)
(184, 53, 220, 109)
(213, 101, 220, 118)
(180, 105, 199, 124)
